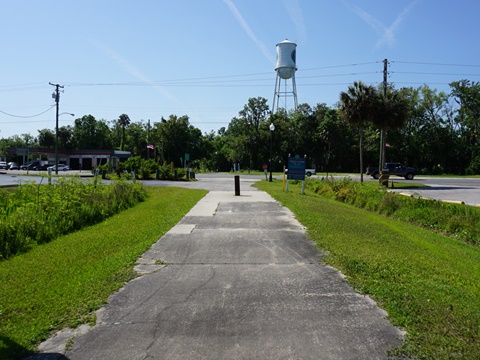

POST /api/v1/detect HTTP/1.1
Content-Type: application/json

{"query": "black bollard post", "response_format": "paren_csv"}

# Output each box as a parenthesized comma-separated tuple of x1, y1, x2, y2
(234, 175, 240, 196)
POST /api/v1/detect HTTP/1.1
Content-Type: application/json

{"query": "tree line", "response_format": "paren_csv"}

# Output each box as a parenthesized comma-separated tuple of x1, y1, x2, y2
(1, 79, 480, 175)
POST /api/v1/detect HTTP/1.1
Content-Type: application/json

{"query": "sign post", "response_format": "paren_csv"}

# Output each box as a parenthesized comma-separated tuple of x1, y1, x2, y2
(185, 153, 190, 180)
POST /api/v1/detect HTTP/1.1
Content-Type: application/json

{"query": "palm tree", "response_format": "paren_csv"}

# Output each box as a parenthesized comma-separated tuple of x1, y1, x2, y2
(339, 81, 377, 183)
(373, 88, 409, 170)
(118, 114, 131, 151)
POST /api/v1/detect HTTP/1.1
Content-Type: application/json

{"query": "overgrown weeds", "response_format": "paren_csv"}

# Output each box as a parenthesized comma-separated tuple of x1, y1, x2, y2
(306, 177, 480, 246)
(0, 177, 147, 260)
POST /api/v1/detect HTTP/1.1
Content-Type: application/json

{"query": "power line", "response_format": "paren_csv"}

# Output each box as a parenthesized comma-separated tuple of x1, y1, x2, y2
(0, 82, 46, 88)
(0, 83, 47, 90)
(66, 71, 274, 87)
(297, 71, 379, 79)
(299, 82, 377, 86)
(53, 64, 383, 88)
(3, 61, 478, 92)
(391, 81, 453, 85)
(392, 60, 480, 68)
(393, 71, 480, 77)
(300, 61, 381, 72)
(58, 72, 380, 88)
(0, 105, 55, 118)
(0, 85, 48, 93)
(0, 119, 58, 124)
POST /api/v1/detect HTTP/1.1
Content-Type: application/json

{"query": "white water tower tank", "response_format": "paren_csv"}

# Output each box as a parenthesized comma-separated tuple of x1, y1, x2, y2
(275, 39, 297, 79)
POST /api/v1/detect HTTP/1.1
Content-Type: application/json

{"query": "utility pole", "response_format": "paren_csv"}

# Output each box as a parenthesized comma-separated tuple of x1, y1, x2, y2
(147, 119, 151, 159)
(50, 83, 64, 175)
(378, 59, 388, 176)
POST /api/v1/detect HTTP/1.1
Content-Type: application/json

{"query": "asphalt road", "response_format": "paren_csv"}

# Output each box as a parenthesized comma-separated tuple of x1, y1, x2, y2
(364, 175, 480, 206)
(2, 170, 479, 205)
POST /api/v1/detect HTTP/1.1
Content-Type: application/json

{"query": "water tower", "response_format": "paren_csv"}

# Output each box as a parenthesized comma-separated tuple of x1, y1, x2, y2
(272, 39, 298, 113)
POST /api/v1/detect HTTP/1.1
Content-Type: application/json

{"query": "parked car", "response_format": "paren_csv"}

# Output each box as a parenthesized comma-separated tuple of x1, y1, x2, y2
(0, 161, 6, 169)
(6, 162, 19, 170)
(47, 164, 70, 171)
(20, 161, 42, 170)
(284, 168, 317, 177)
(33, 163, 55, 171)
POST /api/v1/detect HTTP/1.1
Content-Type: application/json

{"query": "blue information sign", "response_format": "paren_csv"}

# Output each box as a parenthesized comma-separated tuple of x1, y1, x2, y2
(287, 157, 306, 180)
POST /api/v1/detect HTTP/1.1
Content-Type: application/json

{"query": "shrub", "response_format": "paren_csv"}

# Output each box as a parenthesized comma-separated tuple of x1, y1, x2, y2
(122, 156, 143, 173)
(139, 158, 159, 180)
(158, 161, 174, 180)
(176, 167, 186, 179)
(0, 178, 147, 260)
(106, 172, 134, 181)
(97, 162, 111, 171)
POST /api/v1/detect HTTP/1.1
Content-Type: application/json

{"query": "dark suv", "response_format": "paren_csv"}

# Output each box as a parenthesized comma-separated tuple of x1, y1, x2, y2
(33, 163, 55, 171)
(20, 161, 41, 170)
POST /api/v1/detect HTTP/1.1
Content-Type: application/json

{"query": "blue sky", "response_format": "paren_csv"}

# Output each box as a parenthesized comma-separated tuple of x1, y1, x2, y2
(1, 0, 479, 139)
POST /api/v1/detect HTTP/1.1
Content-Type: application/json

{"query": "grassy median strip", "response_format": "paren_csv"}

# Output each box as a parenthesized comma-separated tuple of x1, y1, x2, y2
(256, 180, 480, 359)
(0, 186, 207, 359)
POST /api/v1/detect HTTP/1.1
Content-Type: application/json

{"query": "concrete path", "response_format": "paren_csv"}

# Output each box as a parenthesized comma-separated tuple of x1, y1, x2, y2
(38, 188, 403, 359)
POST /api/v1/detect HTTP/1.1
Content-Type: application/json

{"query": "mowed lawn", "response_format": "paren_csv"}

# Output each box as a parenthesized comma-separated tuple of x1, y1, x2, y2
(256, 180, 480, 359)
(0, 186, 207, 359)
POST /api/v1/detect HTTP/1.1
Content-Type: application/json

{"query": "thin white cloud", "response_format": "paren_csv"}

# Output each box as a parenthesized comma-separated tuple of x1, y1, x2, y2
(283, 0, 307, 43)
(223, 0, 275, 64)
(91, 40, 183, 105)
(348, 0, 419, 48)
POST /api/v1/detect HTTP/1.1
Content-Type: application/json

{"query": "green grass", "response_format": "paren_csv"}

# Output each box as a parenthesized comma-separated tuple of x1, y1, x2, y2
(387, 181, 429, 189)
(255, 180, 480, 359)
(306, 177, 480, 247)
(0, 186, 207, 359)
